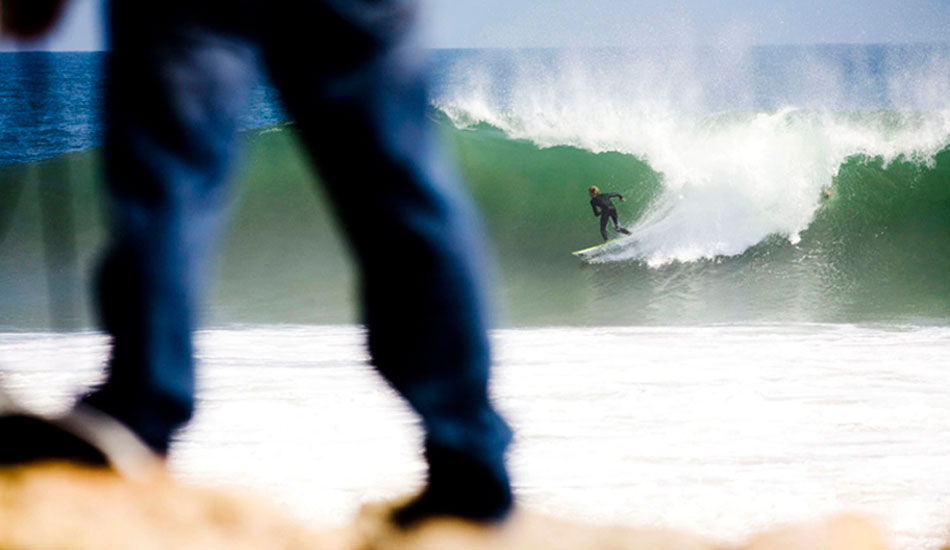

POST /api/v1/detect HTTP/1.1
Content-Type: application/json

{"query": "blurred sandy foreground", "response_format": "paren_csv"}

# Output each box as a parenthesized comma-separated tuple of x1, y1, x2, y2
(0, 463, 896, 550)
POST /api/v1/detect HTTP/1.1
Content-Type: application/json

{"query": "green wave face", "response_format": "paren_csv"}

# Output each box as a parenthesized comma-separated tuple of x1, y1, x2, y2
(2, 118, 949, 329)
(798, 151, 950, 319)
(445, 118, 950, 325)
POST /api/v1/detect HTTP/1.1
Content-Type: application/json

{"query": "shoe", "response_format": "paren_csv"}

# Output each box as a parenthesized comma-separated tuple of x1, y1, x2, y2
(0, 413, 108, 466)
(0, 391, 163, 479)
(390, 484, 512, 527)
(390, 444, 512, 527)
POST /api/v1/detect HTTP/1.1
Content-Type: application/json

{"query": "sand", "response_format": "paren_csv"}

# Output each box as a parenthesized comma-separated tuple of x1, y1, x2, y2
(0, 463, 892, 550)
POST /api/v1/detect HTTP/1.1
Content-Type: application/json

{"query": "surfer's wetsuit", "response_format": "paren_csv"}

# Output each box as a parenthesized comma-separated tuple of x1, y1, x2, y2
(590, 193, 631, 241)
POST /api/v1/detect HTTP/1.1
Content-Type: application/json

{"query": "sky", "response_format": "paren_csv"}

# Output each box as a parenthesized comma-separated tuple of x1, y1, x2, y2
(3, 0, 950, 51)
(425, 0, 950, 48)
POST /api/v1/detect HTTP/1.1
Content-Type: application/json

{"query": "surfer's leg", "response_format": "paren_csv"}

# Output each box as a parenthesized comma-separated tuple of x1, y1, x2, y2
(600, 214, 610, 241)
(611, 211, 631, 235)
(81, 5, 255, 455)
(259, 2, 512, 523)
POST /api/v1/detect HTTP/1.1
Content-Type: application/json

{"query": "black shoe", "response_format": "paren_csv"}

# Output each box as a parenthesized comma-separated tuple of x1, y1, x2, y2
(390, 444, 513, 527)
(0, 402, 163, 477)
(0, 413, 108, 467)
(390, 479, 513, 527)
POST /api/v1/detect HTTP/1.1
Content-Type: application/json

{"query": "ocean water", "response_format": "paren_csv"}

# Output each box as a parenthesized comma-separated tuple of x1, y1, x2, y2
(3, 46, 950, 326)
(1, 46, 950, 549)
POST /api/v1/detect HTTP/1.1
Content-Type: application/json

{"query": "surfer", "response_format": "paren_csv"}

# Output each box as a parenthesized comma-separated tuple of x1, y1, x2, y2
(0, 0, 513, 528)
(589, 186, 632, 242)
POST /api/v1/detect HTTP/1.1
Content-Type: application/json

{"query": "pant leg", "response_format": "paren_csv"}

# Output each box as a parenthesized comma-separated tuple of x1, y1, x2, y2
(83, 3, 255, 453)
(256, 1, 511, 475)
(600, 214, 610, 240)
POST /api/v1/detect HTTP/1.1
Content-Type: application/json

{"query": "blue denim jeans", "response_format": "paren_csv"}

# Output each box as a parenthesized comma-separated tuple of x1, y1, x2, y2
(84, 1, 511, 485)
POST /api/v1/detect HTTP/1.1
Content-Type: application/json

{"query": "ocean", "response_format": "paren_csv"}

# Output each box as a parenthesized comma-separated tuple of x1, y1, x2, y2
(1, 46, 950, 548)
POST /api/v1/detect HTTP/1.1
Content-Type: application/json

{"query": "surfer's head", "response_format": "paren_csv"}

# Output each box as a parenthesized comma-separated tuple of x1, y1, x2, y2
(588, 186, 600, 197)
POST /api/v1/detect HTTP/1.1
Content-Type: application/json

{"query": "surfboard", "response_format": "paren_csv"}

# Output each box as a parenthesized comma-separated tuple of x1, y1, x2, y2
(572, 235, 635, 259)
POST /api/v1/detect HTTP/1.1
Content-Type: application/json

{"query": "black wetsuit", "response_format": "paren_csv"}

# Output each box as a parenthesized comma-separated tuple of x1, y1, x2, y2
(590, 193, 630, 241)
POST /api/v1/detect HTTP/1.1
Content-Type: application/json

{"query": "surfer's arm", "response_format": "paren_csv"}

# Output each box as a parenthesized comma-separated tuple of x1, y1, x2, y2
(591, 203, 600, 216)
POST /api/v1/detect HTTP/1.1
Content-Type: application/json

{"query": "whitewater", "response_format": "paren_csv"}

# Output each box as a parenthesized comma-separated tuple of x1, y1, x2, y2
(3, 324, 950, 549)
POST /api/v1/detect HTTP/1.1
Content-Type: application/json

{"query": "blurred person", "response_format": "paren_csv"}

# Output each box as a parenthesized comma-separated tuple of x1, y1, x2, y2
(0, 0, 512, 525)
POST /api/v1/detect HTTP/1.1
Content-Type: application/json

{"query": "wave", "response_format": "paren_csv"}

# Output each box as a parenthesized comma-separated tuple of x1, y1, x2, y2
(432, 47, 950, 267)
(3, 118, 949, 328)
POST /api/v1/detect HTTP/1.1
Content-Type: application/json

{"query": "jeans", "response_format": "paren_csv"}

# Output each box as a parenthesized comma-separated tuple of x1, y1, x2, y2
(84, 0, 511, 484)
